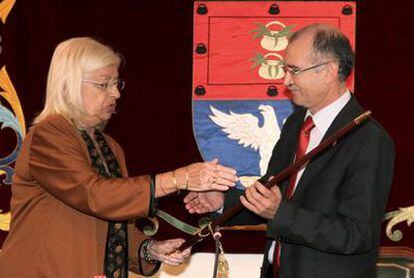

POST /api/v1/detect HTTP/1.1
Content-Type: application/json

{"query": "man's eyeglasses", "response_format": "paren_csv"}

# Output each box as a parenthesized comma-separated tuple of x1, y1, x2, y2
(82, 79, 126, 91)
(282, 61, 333, 76)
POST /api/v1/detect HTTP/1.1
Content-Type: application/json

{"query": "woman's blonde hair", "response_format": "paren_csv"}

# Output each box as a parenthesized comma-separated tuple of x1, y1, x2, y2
(33, 37, 121, 125)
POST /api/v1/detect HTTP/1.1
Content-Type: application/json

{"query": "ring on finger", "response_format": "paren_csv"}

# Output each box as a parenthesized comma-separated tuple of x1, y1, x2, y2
(212, 177, 218, 184)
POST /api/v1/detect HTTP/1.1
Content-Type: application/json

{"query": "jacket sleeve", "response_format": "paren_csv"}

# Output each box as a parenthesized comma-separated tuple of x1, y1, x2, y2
(127, 222, 160, 276)
(28, 118, 151, 221)
(266, 129, 395, 255)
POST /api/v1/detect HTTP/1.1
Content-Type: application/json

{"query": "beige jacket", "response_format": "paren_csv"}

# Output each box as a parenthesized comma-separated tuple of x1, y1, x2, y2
(0, 114, 158, 277)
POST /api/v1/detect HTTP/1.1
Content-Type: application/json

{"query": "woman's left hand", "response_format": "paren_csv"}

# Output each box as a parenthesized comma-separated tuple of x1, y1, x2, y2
(146, 238, 191, 266)
(186, 158, 238, 191)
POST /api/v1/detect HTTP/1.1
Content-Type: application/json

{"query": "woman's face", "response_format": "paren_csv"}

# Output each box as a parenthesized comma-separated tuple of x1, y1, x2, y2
(80, 65, 121, 128)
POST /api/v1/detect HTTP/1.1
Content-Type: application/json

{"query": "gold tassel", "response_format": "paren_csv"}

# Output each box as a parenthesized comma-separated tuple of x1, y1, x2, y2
(217, 241, 229, 278)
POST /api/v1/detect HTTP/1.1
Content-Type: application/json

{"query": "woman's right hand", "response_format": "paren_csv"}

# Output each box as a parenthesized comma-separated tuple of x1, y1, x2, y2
(186, 159, 238, 191)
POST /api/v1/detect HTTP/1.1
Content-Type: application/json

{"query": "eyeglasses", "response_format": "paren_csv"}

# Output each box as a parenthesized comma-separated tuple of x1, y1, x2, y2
(282, 61, 333, 76)
(82, 79, 125, 91)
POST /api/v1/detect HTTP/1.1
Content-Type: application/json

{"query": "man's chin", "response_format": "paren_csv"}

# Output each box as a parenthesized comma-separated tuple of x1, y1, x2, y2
(291, 93, 302, 105)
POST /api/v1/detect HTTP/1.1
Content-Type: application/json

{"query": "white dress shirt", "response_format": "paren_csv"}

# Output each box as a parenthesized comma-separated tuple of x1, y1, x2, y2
(268, 90, 351, 263)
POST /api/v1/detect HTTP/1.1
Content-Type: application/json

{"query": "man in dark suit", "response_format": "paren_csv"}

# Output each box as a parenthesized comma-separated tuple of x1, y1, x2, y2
(184, 24, 395, 278)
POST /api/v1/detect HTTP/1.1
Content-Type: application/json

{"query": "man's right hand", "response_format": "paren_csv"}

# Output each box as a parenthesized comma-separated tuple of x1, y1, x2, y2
(183, 191, 224, 214)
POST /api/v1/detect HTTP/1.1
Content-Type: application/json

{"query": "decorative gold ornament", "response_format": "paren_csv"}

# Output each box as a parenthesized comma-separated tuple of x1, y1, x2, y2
(0, 66, 26, 135)
(0, 0, 24, 234)
(0, 210, 11, 231)
(0, 0, 16, 24)
(0, 66, 25, 187)
(383, 205, 414, 241)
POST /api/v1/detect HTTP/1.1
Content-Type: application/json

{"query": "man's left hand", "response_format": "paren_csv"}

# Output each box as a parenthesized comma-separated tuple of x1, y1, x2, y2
(240, 181, 282, 219)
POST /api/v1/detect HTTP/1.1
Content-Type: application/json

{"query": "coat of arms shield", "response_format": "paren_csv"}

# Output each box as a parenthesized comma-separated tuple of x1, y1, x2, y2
(192, 1, 355, 189)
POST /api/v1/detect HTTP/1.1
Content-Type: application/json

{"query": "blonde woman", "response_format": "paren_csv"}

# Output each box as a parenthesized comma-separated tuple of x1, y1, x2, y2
(0, 37, 238, 278)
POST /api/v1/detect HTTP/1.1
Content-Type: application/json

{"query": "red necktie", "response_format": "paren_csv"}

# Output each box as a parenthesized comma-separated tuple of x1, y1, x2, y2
(286, 116, 315, 199)
(273, 116, 315, 278)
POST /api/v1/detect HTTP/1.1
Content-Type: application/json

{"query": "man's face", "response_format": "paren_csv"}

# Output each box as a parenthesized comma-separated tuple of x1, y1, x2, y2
(283, 34, 333, 114)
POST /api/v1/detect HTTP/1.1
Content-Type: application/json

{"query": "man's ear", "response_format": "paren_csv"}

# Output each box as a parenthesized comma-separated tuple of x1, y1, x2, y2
(324, 62, 339, 84)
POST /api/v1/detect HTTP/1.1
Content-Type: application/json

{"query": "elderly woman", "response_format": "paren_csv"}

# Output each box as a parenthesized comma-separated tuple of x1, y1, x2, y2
(0, 37, 237, 278)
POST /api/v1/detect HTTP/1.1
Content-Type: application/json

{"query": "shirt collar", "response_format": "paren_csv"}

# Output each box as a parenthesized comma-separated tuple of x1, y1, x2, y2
(305, 90, 351, 136)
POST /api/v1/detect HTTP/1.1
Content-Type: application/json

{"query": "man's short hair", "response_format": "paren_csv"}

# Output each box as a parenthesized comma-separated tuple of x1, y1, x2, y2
(290, 24, 355, 82)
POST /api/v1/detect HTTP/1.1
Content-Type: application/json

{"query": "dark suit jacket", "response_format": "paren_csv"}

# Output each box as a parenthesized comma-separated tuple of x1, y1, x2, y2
(223, 96, 395, 278)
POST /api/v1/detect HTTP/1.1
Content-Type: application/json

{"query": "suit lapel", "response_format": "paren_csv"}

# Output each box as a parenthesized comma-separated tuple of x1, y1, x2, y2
(291, 96, 365, 200)
(321, 96, 364, 140)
